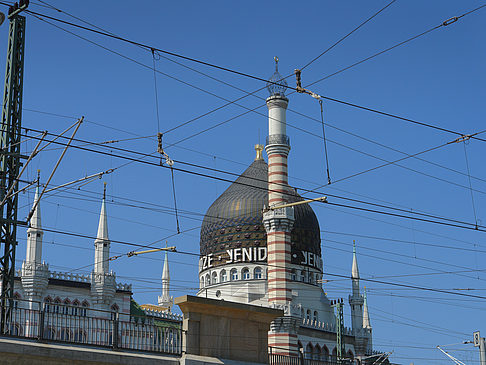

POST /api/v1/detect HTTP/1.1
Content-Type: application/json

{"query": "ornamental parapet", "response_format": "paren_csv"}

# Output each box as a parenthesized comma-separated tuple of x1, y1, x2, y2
(301, 318, 353, 335)
(143, 307, 182, 321)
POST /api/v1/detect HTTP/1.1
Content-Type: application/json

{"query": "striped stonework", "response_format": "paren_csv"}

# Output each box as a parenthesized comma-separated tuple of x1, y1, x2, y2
(264, 93, 298, 356)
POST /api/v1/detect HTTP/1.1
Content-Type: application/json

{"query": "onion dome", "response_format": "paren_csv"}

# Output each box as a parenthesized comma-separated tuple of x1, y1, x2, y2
(200, 145, 321, 269)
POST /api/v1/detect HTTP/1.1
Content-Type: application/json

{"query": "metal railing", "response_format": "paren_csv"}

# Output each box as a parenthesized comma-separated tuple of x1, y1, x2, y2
(1, 299, 181, 355)
(269, 353, 351, 365)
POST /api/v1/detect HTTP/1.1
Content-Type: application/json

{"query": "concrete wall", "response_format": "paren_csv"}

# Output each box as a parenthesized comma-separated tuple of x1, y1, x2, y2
(0, 337, 179, 365)
(176, 295, 283, 364)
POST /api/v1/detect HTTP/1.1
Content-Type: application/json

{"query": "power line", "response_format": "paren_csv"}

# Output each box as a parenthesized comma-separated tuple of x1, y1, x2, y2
(17, 128, 486, 233)
(16, 2, 486, 142)
(300, 0, 398, 70)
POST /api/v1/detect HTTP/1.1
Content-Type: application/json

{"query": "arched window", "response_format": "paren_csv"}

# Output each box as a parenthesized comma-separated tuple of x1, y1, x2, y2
(62, 299, 70, 315)
(291, 269, 296, 281)
(200, 276, 204, 288)
(230, 269, 238, 281)
(220, 270, 227, 282)
(300, 307, 304, 319)
(305, 343, 313, 360)
(205, 274, 210, 286)
(301, 270, 306, 282)
(211, 271, 218, 284)
(111, 304, 119, 321)
(309, 272, 314, 284)
(81, 301, 89, 317)
(72, 300, 79, 316)
(306, 309, 311, 321)
(44, 297, 52, 313)
(54, 298, 61, 314)
(313, 311, 318, 323)
(254, 267, 262, 279)
(322, 345, 330, 361)
(331, 347, 337, 362)
(314, 345, 321, 360)
(242, 268, 250, 280)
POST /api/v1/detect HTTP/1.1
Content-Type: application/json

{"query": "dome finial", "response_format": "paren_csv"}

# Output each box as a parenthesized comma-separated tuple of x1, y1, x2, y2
(254, 144, 264, 161)
(267, 56, 287, 97)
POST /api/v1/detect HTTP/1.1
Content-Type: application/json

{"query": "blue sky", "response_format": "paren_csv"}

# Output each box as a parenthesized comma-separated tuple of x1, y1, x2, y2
(4, 1, 486, 363)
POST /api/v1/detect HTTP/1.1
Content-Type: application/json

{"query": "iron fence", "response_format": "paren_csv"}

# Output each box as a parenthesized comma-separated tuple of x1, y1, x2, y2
(1, 299, 181, 355)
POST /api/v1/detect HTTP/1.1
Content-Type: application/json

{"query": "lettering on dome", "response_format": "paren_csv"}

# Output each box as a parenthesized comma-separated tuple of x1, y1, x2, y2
(199, 245, 323, 272)
(199, 247, 267, 272)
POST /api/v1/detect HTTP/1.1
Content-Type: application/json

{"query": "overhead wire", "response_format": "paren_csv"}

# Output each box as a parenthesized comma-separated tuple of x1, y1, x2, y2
(14, 1, 486, 143)
(18, 128, 486, 232)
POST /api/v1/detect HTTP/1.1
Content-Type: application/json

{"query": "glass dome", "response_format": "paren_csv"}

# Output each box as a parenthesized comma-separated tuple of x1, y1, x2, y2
(266, 56, 287, 97)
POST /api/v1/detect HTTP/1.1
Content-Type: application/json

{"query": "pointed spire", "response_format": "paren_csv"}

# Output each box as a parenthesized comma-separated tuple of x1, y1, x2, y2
(96, 182, 109, 242)
(352, 240, 359, 279)
(363, 287, 371, 328)
(162, 244, 170, 281)
(29, 172, 42, 229)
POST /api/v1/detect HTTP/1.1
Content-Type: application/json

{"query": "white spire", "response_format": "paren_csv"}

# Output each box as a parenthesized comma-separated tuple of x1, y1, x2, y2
(363, 287, 371, 328)
(29, 186, 42, 229)
(26, 185, 44, 264)
(96, 185, 109, 241)
(162, 249, 170, 281)
(94, 183, 110, 274)
(352, 240, 359, 279)
(158, 247, 173, 311)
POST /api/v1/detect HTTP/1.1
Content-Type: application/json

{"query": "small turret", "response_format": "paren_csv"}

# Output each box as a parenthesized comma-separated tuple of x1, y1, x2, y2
(90, 183, 116, 313)
(94, 183, 110, 274)
(158, 248, 173, 311)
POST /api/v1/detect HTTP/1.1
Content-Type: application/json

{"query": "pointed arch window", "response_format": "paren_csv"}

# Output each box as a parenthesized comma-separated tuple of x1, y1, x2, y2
(313, 311, 318, 323)
(205, 274, 210, 286)
(72, 300, 80, 316)
(81, 301, 89, 317)
(211, 271, 218, 284)
(111, 303, 119, 321)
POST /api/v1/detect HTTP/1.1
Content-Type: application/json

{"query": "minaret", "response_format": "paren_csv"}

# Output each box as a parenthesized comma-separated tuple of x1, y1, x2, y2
(349, 241, 365, 354)
(362, 287, 373, 354)
(21, 177, 49, 334)
(94, 183, 110, 274)
(262, 57, 298, 356)
(363, 287, 371, 329)
(90, 183, 116, 312)
(25, 185, 43, 264)
(158, 248, 173, 311)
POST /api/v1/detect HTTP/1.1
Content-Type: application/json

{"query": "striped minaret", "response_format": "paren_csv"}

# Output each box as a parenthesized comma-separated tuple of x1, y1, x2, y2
(263, 57, 298, 357)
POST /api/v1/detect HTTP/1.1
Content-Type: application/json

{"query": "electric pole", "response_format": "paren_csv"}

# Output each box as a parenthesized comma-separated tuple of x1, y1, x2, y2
(474, 331, 486, 365)
(0, 0, 29, 332)
(331, 298, 346, 364)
